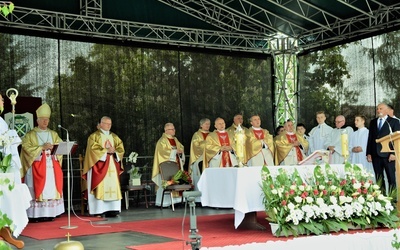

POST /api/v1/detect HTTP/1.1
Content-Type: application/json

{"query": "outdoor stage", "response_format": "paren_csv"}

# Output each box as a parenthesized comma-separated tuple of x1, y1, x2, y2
(14, 206, 397, 250)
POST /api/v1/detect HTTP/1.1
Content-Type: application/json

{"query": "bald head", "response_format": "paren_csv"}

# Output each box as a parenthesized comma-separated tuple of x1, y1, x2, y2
(214, 117, 226, 131)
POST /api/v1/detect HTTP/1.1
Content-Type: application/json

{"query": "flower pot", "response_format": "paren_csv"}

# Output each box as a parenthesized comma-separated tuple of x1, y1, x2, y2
(269, 222, 279, 236)
(129, 178, 141, 186)
(269, 222, 294, 237)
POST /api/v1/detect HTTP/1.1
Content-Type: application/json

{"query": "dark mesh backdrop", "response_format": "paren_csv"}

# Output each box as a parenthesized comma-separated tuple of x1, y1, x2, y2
(3, 30, 399, 206)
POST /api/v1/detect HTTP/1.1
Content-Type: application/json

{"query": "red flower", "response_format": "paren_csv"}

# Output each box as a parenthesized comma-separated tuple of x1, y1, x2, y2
(313, 189, 319, 195)
(322, 190, 328, 196)
(289, 189, 295, 195)
(281, 200, 287, 206)
(339, 190, 345, 196)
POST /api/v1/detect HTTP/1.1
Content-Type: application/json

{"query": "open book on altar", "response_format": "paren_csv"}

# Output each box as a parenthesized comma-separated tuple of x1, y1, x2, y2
(51, 141, 78, 155)
(298, 150, 331, 165)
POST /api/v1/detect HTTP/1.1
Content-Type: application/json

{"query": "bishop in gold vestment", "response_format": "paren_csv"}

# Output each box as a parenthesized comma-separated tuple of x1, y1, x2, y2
(20, 103, 64, 220)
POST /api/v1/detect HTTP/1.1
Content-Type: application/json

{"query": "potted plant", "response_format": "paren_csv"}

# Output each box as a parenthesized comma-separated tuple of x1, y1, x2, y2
(126, 152, 141, 186)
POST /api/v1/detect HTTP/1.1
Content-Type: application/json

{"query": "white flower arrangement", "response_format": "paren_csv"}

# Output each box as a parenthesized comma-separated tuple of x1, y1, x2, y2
(126, 152, 141, 179)
(261, 163, 398, 237)
(127, 151, 138, 164)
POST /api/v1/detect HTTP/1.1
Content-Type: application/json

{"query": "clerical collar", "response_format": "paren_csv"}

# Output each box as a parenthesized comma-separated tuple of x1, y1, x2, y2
(252, 126, 262, 130)
(201, 130, 209, 133)
(286, 131, 295, 135)
(217, 130, 226, 133)
(100, 128, 110, 135)
(164, 133, 175, 138)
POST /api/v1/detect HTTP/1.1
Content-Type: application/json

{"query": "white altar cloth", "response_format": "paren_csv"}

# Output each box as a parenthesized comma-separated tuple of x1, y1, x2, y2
(0, 181, 31, 237)
(198, 165, 349, 229)
(198, 167, 264, 229)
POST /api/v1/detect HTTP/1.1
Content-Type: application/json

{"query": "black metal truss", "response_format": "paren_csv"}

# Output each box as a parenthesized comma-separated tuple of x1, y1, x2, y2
(0, 0, 400, 54)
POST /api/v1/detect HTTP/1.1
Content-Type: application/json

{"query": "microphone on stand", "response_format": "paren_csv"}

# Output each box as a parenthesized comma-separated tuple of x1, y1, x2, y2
(58, 125, 69, 142)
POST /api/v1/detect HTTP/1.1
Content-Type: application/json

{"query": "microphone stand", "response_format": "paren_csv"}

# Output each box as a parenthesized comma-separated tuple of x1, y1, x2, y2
(59, 126, 77, 229)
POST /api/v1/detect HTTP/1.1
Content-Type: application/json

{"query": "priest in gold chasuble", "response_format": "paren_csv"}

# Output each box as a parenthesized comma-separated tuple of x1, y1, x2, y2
(204, 117, 238, 168)
(275, 120, 309, 165)
(83, 116, 124, 216)
(246, 115, 275, 167)
(152, 122, 185, 207)
(189, 118, 210, 202)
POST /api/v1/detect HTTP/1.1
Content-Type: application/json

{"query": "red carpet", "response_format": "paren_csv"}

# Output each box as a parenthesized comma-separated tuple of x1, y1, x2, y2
(120, 212, 283, 250)
(121, 212, 392, 250)
(21, 212, 392, 249)
(21, 214, 127, 240)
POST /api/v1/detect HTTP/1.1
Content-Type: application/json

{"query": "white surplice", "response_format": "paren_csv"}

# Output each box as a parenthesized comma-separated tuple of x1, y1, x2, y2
(349, 127, 375, 182)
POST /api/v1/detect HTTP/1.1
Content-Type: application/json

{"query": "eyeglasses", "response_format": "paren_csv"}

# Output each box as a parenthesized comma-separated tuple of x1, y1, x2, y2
(166, 128, 175, 131)
(335, 120, 344, 123)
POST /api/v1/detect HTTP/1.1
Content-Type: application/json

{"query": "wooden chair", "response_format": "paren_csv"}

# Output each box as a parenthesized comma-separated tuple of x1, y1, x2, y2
(119, 166, 149, 209)
(159, 161, 192, 211)
(79, 154, 88, 215)
(120, 184, 149, 209)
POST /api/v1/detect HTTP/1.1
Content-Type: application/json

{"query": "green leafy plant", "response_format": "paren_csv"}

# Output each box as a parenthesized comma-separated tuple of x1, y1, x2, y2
(261, 163, 398, 237)
(0, 2, 14, 17)
(0, 175, 14, 250)
(0, 152, 11, 173)
(392, 232, 400, 250)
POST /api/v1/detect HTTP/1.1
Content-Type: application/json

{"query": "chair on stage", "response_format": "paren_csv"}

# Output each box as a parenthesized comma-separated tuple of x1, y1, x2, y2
(119, 166, 149, 210)
(159, 161, 192, 211)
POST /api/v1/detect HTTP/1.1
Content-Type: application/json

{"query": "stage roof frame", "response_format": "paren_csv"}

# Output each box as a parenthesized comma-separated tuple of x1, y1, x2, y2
(1, 0, 400, 56)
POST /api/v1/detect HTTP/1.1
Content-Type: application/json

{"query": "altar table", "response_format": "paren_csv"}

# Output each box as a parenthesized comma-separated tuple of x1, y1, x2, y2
(198, 165, 348, 229)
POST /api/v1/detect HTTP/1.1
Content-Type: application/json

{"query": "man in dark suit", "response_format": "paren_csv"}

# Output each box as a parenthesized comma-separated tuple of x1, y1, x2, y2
(367, 103, 400, 193)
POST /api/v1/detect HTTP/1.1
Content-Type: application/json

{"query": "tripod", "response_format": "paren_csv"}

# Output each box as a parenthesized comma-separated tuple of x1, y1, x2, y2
(183, 191, 202, 250)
